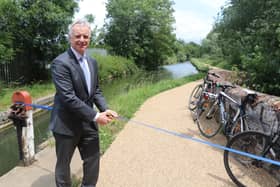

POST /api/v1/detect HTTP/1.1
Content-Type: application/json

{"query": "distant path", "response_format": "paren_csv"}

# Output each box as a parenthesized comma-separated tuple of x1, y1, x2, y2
(97, 81, 235, 187)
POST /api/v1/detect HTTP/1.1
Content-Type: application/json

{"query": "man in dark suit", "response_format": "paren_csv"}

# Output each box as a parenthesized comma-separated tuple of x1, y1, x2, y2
(50, 19, 118, 187)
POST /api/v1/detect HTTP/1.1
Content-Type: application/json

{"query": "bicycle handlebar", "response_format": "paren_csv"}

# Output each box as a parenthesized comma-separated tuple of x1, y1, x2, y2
(207, 72, 220, 78)
(216, 83, 235, 90)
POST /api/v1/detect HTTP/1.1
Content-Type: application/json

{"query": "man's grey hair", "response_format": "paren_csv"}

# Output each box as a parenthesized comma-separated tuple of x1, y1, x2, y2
(68, 19, 91, 40)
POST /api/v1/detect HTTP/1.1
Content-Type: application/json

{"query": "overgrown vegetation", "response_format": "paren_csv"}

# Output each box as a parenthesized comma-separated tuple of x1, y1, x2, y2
(190, 57, 231, 72)
(104, 0, 176, 70)
(200, 0, 280, 95)
(1, 0, 279, 97)
(93, 54, 139, 82)
(0, 0, 78, 83)
(0, 55, 139, 111)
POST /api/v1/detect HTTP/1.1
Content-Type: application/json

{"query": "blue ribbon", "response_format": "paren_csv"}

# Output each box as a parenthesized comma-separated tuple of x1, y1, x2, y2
(15, 102, 53, 111)
(15, 102, 280, 167)
(118, 117, 280, 167)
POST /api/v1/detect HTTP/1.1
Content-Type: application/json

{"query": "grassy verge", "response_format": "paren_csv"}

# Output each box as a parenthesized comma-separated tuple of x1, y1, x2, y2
(190, 57, 231, 71)
(0, 82, 55, 112)
(99, 73, 204, 153)
(0, 55, 137, 112)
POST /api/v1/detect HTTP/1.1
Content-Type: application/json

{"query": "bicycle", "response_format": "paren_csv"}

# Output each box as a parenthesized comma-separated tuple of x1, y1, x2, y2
(195, 84, 261, 139)
(188, 71, 220, 111)
(224, 109, 280, 187)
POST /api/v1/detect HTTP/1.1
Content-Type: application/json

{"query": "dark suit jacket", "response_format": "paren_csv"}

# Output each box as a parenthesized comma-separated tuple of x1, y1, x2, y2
(49, 48, 108, 136)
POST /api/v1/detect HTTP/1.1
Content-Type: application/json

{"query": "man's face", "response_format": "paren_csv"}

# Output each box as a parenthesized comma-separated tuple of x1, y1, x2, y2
(70, 24, 91, 55)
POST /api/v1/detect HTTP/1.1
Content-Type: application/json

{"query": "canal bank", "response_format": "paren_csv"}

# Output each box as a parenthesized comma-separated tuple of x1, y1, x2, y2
(0, 94, 54, 130)
(0, 61, 199, 178)
(3, 80, 260, 187)
(0, 94, 55, 177)
(0, 81, 233, 187)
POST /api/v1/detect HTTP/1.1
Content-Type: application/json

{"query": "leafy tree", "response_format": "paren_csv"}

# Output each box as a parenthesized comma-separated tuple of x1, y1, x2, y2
(0, 0, 18, 63)
(83, 14, 99, 47)
(184, 42, 201, 59)
(0, 0, 78, 83)
(104, 0, 176, 70)
(214, 0, 280, 95)
(173, 39, 187, 62)
(201, 31, 222, 58)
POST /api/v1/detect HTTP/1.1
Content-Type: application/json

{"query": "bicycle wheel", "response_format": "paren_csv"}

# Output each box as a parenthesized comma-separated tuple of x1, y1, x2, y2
(224, 131, 280, 187)
(188, 84, 203, 111)
(196, 99, 222, 138)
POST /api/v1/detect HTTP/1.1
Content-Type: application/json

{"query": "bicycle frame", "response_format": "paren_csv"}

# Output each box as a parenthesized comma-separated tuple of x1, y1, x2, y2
(205, 90, 247, 136)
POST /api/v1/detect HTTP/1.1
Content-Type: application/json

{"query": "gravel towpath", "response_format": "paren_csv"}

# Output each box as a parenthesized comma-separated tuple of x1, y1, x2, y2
(96, 81, 236, 187)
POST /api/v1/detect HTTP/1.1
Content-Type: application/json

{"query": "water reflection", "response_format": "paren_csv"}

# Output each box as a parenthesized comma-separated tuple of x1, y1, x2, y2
(163, 61, 198, 79)
(0, 111, 51, 176)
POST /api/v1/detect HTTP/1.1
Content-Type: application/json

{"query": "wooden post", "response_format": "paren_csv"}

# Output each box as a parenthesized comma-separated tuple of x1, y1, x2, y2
(21, 109, 35, 165)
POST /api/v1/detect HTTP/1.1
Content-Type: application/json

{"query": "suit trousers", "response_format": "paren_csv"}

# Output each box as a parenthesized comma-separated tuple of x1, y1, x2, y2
(54, 130, 100, 187)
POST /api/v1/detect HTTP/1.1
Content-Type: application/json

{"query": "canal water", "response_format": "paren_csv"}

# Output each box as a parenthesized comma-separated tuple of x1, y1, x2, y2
(0, 61, 197, 176)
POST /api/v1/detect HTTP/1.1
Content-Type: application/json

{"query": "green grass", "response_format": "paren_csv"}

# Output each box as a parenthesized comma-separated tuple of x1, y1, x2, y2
(71, 174, 82, 187)
(0, 82, 55, 112)
(99, 73, 204, 153)
(0, 54, 137, 112)
(190, 57, 231, 71)
(190, 58, 210, 72)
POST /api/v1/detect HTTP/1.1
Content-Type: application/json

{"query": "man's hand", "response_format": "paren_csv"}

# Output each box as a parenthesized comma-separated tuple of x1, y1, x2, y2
(105, 109, 119, 119)
(96, 109, 118, 125)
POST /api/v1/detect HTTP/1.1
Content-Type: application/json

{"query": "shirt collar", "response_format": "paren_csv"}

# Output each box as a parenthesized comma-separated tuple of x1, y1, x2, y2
(71, 47, 86, 61)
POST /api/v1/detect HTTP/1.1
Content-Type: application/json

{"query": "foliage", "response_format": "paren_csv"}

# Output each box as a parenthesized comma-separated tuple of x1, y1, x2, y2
(83, 14, 99, 48)
(184, 42, 201, 59)
(104, 0, 176, 70)
(200, 31, 223, 59)
(93, 54, 139, 82)
(173, 39, 186, 63)
(190, 58, 209, 72)
(173, 40, 201, 63)
(0, 0, 16, 63)
(0, 53, 139, 111)
(191, 56, 231, 71)
(212, 0, 280, 95)
(0, 0, 78, 83)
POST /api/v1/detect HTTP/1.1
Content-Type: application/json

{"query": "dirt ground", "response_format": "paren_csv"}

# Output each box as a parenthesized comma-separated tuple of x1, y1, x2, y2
(96, 80, 237, 187)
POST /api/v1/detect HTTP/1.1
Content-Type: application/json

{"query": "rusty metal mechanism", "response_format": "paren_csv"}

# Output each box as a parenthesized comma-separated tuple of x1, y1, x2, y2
(8, 103, 28, 160)
(8, 103, 27, 127)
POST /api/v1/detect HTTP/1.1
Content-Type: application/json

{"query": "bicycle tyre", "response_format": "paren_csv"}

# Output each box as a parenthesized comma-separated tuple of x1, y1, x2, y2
(188, 84, 203, 111)
(196, 100, 222, 138)
(224, 131, 279, 187)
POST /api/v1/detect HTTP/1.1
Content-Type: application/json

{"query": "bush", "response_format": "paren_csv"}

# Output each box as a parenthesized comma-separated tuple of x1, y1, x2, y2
(92, 54, 139, 82)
